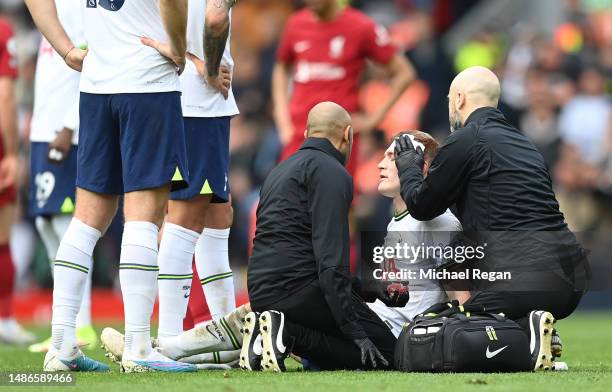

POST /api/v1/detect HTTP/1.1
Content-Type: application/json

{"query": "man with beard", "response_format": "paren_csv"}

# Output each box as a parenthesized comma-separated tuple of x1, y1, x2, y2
(392, 66, 590, 371)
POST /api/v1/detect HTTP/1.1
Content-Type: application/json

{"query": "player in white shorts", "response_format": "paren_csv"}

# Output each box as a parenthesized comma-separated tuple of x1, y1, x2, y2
(26, 0, 99, 354)
(26, 0, 193, 373)
(368, 130, 470, 337)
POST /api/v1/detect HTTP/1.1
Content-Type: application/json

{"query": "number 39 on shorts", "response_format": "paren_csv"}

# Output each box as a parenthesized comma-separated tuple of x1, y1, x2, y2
(87, 0, 126, 11)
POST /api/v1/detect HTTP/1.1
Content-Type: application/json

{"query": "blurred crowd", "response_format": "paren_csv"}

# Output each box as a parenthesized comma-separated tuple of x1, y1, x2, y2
(0, 0, 610, 291)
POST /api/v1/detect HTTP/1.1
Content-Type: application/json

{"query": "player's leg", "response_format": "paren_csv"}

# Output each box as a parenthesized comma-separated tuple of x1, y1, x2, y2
(120, 187, 170, 359)
(157, 303, 249, 360)
(157, 195, 210, 338)
(115, 92, 194, 373)
(44, 188, 118, 372)
(0, 202, 36, 345)
(43, 92, 122, 372)
(193, 116, 236, 320)
(197, 201, 235, 320)
(30, 143, 97, 352)
(250, 281, 396, 372)
(157, 116, 218, 338)
(52, 214, 97, 348)
(99, 304, 250, 364)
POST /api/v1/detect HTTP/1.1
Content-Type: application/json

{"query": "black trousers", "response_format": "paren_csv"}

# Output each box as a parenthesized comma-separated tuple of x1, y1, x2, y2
(251, 280, 396, 370)
(464, 274, 585, 334)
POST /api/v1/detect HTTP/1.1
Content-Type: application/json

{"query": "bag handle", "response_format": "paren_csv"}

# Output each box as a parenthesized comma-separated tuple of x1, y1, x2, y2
(416, 301, 505, 321)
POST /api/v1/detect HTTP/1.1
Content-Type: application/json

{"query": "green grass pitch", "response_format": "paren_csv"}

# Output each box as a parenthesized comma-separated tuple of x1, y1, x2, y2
(0, 312, 611, 392)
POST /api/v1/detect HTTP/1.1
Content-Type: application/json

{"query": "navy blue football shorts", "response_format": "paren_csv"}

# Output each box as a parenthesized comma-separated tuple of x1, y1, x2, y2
(77, 92, 189, 195)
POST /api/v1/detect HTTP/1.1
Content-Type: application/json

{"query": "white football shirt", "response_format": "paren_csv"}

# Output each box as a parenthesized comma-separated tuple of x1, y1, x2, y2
(369, 209, 462, 337)
(180, 0, 239, 118)
(30, 0, 84, 144)
(80, 0, 180, 94)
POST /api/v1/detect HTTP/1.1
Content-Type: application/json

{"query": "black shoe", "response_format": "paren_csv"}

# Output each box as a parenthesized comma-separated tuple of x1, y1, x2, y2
(259, 311, 291, 372)
(529, 310, 556, 371)
(551, 329, 562, 358)
(239, 312, 262, 371)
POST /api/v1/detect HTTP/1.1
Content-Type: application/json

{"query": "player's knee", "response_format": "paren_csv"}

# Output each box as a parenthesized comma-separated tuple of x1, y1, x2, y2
(166, 196, 211, 233)
(206, 203, 233, 229)
(167, 213, 206, 234)
(74, 191, 119, 233)
(124, 187, 170, 228)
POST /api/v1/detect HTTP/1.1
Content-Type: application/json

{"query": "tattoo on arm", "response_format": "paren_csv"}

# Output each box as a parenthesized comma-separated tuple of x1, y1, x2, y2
(212, 0, 236, 11)
(204, 23, 229, 77)
(204, 0, 234, 77)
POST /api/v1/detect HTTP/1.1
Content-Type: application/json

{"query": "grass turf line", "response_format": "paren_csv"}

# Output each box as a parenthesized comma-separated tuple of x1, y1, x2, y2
(0, 312, 610, 392)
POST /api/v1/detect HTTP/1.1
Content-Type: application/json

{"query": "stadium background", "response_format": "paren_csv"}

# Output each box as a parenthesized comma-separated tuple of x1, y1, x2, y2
(0, 0, 610, 323)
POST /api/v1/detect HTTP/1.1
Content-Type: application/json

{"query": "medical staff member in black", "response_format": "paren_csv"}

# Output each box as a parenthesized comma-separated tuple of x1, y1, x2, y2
(393, 66, 589, 371)
(243, 102, 396, 372)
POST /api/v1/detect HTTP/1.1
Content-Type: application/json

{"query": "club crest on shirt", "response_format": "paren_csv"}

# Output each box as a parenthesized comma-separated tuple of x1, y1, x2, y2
(98, 0, 125, 11)
(329, 36, 346, 58)
(294, 41, 310, 53)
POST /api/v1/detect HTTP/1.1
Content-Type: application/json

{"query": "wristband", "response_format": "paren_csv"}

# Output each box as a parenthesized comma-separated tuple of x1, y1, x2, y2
(63, 46, 75, 61)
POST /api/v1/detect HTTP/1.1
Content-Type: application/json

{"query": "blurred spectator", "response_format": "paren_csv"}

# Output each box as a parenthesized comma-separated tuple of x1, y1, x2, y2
(558, 65, 610, 166)
(519, 67, 562, 167)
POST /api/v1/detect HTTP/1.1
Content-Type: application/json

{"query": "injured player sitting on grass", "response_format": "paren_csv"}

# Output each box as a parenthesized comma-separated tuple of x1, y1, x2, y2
(364, 130, 471, 338)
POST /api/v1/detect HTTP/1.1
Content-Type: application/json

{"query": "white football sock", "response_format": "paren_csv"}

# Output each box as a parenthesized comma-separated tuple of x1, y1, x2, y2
(49, 215, 92, 329)
(195, 228, 235, 319)
(157, 223, 199, 338)
(38, 215, 94, 329)
(51, 218, 101, 358)
(75, 268, 92, 328)
(157, 305, 248, 360)
(119, 221, 159, 358)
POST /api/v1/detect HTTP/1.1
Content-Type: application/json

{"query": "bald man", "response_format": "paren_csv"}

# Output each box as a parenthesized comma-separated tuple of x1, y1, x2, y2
(244, 102, 395, 372)
(393, 66, 589, 371)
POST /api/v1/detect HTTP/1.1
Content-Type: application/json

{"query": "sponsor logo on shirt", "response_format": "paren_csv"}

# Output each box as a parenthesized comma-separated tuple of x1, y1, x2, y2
(294, 61, 346, 83)
(99, 0, 125, 11)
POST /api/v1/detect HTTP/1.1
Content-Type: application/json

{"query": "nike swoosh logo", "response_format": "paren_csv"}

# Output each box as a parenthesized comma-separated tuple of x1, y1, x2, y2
(486, 345, 508, 359)
(206, 324, 222, 342)
(276, 313, 286, 353)
(253, 334, 263, 355)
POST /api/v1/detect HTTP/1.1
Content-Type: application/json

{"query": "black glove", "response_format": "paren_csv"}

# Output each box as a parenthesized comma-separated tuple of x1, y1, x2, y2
(377, 282, 410, 308)
(353, 337, 389, 369)
(394, 134, 425, 173)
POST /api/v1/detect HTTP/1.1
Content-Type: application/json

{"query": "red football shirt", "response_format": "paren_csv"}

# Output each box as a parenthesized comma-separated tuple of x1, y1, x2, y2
(0, 18, 17, 79)
(0, 18, 17, 205)
(277, 7, 396, 135)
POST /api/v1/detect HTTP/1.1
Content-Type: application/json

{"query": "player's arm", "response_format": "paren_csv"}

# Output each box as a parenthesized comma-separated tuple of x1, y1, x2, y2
(272, 61, 294, 146)
(354, 22, 416, 133)
(159, 0, 188, 74)
(308, 164, 366, 340)
(24, 0, 86, 72)
(367, 54, 416, 131)
(49, 88, 79, 163)
(204, 0, 234, 78)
